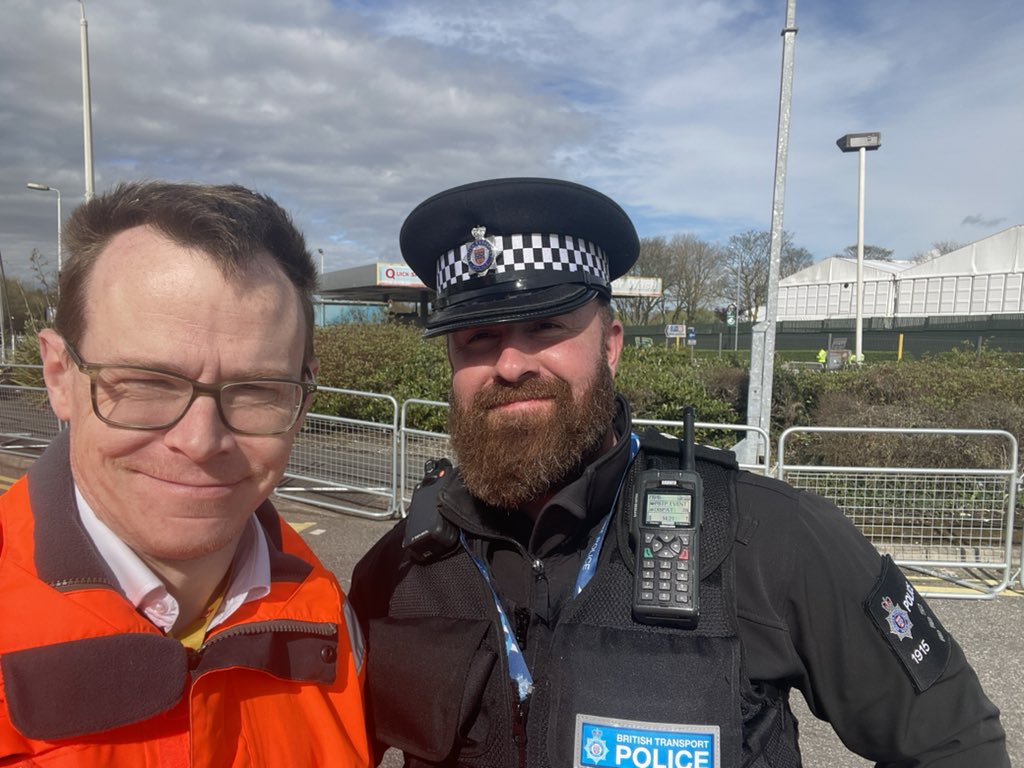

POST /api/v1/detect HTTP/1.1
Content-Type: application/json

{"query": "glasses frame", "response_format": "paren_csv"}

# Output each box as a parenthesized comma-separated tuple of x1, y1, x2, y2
(62, 340, 318, 436)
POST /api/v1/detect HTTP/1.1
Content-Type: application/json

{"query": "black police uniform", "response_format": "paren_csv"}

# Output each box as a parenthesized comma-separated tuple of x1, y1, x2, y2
(351, 397, 1007, 767)
(352, 177, 1008, 767)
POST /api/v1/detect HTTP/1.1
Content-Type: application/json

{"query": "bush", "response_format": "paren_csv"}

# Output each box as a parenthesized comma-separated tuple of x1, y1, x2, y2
(780, 350, 1024, 473)
(312, 323, 450, 430)
(7, 323, 1023, 476)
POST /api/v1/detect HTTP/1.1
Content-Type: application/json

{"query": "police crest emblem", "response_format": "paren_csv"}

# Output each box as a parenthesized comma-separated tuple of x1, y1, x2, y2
(582, 729, 610, 764)
(464, 226, 499, 275)
(881, 595, 914, 640)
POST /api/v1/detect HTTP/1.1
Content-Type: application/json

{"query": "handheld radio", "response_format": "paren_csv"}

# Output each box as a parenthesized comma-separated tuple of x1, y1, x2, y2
(631, 407, 703, 628)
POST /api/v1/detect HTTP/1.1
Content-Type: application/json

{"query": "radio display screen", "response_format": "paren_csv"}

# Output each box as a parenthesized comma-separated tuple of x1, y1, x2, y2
(644, 491, 692, 527)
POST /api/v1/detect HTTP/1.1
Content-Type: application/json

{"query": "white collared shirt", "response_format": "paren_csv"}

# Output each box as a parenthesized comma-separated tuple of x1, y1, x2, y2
(76, 488, 271, 634)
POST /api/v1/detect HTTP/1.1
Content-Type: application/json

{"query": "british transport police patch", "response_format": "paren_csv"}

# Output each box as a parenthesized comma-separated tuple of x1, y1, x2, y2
(575, 714, 720, 768)
(864, 555, 952, 692)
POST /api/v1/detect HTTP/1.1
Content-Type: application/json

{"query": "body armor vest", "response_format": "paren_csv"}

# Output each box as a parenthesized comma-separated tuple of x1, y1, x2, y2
(364, 435, 802, 767)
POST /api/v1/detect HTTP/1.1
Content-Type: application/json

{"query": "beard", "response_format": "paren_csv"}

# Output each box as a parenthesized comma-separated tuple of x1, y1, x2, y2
(448, 359, 618, 511)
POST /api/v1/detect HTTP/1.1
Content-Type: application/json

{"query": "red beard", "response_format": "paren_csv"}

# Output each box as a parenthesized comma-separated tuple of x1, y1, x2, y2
(448, 361, 617, 511)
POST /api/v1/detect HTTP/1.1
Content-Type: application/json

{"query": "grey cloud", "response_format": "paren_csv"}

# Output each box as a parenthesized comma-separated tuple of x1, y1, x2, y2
(961, 214, 1007, 228)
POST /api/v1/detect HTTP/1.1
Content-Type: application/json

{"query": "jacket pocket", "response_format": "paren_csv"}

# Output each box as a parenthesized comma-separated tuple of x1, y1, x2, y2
(365, 616, 496, 763)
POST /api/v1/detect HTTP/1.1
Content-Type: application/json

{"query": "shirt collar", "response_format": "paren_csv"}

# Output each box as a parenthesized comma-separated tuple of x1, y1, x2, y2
(76, 488, 271, 633)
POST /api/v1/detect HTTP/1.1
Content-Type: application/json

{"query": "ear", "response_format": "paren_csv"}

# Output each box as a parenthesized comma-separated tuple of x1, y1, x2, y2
(38, 329, 76, 422)
(604, 319, 624, 377)
(300, 356, 320, 417)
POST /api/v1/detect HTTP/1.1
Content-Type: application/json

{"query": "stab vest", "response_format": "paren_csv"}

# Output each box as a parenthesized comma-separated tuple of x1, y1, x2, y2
(364, 431, 802, 767)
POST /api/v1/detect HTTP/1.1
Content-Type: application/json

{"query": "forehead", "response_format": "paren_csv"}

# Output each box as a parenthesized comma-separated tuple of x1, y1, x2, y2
(81, 226, 305, 367)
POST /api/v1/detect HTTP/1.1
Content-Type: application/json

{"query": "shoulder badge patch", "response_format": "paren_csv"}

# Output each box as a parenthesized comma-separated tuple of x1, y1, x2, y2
(864, 555, 952, 692)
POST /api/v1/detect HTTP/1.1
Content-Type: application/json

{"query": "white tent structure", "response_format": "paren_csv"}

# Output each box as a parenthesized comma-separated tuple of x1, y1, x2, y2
(895, 225, 1024, 316)
(778, 225, 1024, 321)
(778, 257, 913, 321)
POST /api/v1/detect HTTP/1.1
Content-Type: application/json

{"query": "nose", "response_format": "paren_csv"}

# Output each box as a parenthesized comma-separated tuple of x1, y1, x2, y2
(492, 337, 539, 385)
(161, 392, 236, 461)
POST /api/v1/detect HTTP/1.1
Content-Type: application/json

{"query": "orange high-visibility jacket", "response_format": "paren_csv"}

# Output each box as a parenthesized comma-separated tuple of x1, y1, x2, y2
(0, 432, 370, 767)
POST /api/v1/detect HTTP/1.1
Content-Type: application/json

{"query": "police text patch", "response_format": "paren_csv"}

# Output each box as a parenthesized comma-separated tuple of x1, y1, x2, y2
(864, 555, 951, 692)
(575, 714, 720, 768)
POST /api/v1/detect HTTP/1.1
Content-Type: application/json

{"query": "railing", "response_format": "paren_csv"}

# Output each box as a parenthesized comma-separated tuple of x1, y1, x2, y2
(0, 368, 64, 457)
(2, 368, 1020, 598)
(777, 426, 1019, 598)
(398, 399, 451, 512)
(275, 387, 399, 520)
(632, 418, 771, 476)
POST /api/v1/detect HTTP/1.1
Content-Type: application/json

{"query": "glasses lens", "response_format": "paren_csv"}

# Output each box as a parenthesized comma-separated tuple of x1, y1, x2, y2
(220, 381, 305, 434)
(94, 368, 193, 428)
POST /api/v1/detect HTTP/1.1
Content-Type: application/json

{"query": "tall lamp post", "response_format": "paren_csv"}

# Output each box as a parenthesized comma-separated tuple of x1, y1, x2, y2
(80, 0, 95, 200)
(27, 182, 63, 279)
(836, 131, 881, 365)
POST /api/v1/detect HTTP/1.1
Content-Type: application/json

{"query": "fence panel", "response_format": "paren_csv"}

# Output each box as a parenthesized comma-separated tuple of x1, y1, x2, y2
(0, 371, 63, 457)
(777, 426, 1018, 598)
(632, 419, 771, 475)
(275, 388, 399, 519)
(399, 399, 452, 512)
(396, 402, 770, 514)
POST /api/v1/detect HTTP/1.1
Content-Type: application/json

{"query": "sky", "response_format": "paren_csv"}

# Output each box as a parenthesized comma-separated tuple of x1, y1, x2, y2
(1, 0, 1021, 285)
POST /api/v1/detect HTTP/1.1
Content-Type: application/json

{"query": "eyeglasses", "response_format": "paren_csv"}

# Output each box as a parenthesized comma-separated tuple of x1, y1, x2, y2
(63, 340, 318, 436)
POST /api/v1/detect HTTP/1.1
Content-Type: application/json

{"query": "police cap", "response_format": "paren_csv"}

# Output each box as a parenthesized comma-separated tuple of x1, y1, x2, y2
(399, 177, 639, 337)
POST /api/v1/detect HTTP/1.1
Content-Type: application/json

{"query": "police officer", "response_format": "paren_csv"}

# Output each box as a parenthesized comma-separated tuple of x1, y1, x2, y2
(349, 178, 1007, 767)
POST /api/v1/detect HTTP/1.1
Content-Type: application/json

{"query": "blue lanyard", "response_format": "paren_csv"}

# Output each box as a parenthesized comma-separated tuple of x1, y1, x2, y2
(462, 432, 640, 702)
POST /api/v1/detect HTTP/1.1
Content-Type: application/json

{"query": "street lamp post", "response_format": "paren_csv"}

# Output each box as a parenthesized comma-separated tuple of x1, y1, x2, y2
(27, 182, 63, 279)
(80, 0, 95, 200)
(836, 131, 881, 365)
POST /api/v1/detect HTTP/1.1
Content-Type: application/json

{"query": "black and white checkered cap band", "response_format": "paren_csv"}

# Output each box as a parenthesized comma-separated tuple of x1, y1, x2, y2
(436, 233, 610, 297)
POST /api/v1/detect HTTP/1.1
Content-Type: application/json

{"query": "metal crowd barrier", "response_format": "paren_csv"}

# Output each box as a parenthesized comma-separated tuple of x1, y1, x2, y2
(0, 366, 64, 457)
(275, 387, 399, 519)
(777, 426, 1019, 599)
(398, 399, 451, 512)
(632, 418, 771, 476)
(1, 368, 1020, 593)
(394, 403, 772, 512)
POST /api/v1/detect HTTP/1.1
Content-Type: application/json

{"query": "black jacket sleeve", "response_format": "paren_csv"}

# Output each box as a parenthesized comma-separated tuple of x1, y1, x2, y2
(734, 472, 1008, 767)
(349, 520, 409, 768)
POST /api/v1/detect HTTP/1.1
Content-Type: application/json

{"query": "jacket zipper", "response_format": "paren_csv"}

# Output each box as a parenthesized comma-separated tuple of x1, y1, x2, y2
(199, 619, 337, 653)
(185, 619, 337, 674)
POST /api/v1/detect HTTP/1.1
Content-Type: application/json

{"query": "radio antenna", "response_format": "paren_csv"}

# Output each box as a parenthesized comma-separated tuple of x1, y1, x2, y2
(682, 406, 696, 472)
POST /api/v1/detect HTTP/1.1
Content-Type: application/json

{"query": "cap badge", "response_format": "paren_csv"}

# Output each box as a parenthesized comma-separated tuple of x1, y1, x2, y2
(464, 226, 500, 276)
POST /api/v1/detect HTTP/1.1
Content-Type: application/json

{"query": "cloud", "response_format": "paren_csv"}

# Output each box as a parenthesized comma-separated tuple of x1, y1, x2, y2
(1, 0, 1021, 284)
(961, 214, 1007, 228)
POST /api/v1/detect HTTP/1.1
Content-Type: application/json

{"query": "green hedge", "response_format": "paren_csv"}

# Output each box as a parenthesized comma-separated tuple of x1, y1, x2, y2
(8, 324, 1023, 471)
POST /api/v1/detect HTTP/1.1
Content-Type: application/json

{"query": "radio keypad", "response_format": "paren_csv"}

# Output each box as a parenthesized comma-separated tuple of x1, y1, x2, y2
(641, 532, 693, 606)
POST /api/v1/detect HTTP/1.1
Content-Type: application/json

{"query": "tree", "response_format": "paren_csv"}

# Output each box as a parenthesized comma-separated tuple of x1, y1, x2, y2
(29, 249, 58, 305)
(782, 245, 813, 277)
(614, 235, 670, 326)
(912, 239, 965, 264)
(836, 244, 894, 261)
(724, 230, 811, 322)
(663, 234, 727, 324)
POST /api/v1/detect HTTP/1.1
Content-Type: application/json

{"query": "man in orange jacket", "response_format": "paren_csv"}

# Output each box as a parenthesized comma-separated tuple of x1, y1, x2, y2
(0, 182, 370, 767)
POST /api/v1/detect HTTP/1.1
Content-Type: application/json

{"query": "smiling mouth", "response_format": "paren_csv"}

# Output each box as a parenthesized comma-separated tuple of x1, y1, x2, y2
(490, 395, 553, 409)
(136, 471, 243, 491)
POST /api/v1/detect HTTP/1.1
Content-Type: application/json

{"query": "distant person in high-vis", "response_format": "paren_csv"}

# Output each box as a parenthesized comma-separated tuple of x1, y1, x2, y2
(0, 182, 370, 767)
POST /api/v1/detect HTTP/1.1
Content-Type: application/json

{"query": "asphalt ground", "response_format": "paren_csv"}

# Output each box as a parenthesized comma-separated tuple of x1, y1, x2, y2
(2, 456, 1020, 766)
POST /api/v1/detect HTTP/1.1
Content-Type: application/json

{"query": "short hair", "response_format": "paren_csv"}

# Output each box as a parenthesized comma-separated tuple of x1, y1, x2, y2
(57, 181, 317, 368)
